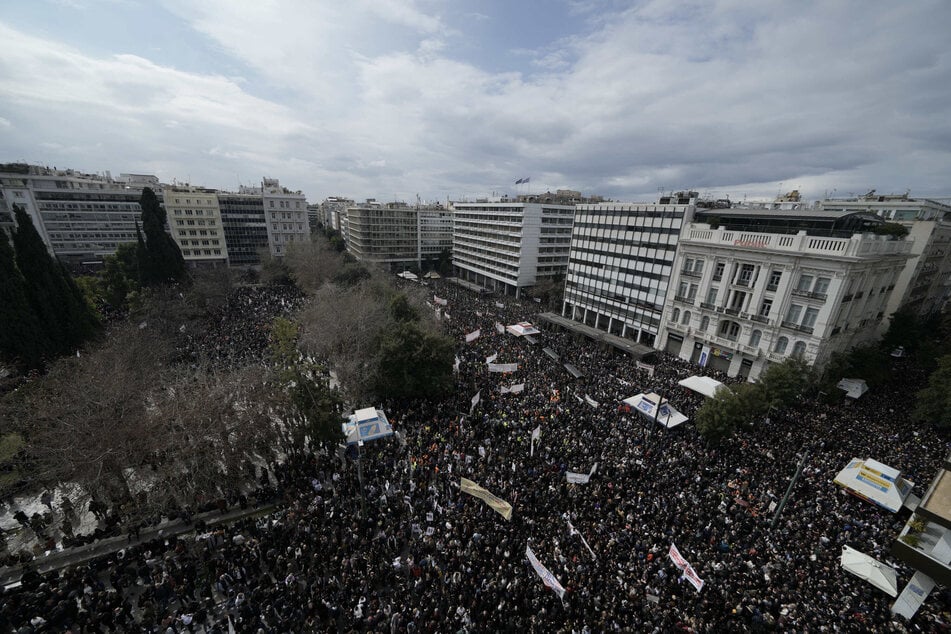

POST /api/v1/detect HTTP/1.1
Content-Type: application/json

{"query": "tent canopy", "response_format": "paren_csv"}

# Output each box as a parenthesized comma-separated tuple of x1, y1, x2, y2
(834, 457, 914, 513)
(397, 271, 419, 280)
(423, 271, 441, 279)
(507, 322, 540, 337)
(840, 545, 898, 596)
(343, 407, 394, 445)
(837, 378, 869, 399)
(678, 375, 729, 398)
(622, 393, 689, 428)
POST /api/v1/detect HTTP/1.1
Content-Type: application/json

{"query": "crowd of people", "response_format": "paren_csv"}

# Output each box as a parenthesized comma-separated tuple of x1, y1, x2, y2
(2, 278, 949, 632)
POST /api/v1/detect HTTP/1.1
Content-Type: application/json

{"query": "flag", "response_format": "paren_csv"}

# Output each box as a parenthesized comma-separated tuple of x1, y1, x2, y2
(500, 383, 524, 394)
(459, 478, 513, 520)
(486, 353, 498, 363)
(434, 295, 448, 306)
(584, 395, 599, 408)
(523, 177, 530, 184)
(526, 545, 566, 599)
(531, 425, 541, 457)
(495, 322, 505, 334)
(487, 362, 518, 373)
(515, 178, 524, 184)
(453, 355, 460, 373)
(470, 391, 481, 414)
(465, 329, 481, 343)
(566, 517, 597, 560)
(228, 616, 236, 634)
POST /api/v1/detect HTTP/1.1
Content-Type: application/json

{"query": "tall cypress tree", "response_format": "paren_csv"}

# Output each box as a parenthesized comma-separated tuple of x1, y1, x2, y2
(0, 228, 50, 370)
(11, 204, 99, 359)
(139, 187, 186, 286)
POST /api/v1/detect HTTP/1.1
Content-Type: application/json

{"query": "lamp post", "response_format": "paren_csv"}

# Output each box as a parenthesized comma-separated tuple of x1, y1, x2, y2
(770, 449, 809, 531)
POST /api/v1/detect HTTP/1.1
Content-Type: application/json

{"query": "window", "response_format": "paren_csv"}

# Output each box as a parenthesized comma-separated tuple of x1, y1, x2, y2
(802, 307, 819, 329)
(687, 284, 698, 300)
(706, 287, 719, 304)
(718, 320, 741, 340)
(768, 270, 781, 289)
(714, 262, 725, 281)
(749, 329, 762, 347)
(759, 298, 772, 317)
(797, 274, 814, 292)
(792, 341, 806, 357)
(693, 259, 704, 273)
(785, 304, 803, 323)
(678, 282, 688, 297)
(685, 257, 694, 271)
(672, 308, 680, 323)
(814, 277, 830, 295)
(700, 316, 710, 332)
(739, 264, 754, 284)
(682, 311, 691, 325)
(774, 336, 788, 354)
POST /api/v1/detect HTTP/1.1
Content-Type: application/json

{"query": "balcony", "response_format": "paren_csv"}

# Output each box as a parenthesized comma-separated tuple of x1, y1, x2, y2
(842, 294, 853, 302)
(766, 283, 778, 292)
(700, 302, 716, 310)
(781, 320, 815, 335)
(791, 288, 828, 301)
(724, 307, 741, 316)
(751, 314, 770, 324)
(712, 274, 723, 282)
(733, 279, 752, 287)
(680, 269, 701, 278)
(673, 295, 694, 304)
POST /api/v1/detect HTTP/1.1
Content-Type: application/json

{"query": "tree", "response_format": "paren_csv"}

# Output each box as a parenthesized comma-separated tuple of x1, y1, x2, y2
(101, 242, 142, 309)
(914, 354, 951, 429)
(139, 187, 186, 286)
(695, 383, 765, 445)
(375, 321, 455, 400)
(872, 222, 910, 238)
(284, 239, 344, 293)
(758, 357, 814, 410)
(11, 204, 99, 361)
(0, 229, 50, 370)
(882, 307, 924, 353)
(437, 247, 452, 276)
(389, 293, 420, 323)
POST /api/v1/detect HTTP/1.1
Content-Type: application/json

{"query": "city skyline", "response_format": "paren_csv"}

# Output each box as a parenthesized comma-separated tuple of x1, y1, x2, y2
(2, 0, 950, 203)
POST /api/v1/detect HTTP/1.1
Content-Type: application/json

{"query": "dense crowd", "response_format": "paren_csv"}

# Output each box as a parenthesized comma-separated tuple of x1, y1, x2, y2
(2, 279, 950, 632)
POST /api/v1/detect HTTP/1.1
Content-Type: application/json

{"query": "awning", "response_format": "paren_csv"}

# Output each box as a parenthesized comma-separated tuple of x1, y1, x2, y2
(423, 271, 441, 279)
(622, 393, 689, 428)
(840, 545, 898, 596)
(397, 271, 418, 280)
(834, 457, 914, 513)
(837, 378, 869, 399)
(524, 335, 539, 345)
(678, 375, 729, 398)
(564, 363, 583, 379)
(543, 347, 560, 361)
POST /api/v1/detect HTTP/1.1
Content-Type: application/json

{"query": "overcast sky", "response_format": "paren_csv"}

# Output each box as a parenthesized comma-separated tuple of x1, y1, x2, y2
(2, 0, 949, 204)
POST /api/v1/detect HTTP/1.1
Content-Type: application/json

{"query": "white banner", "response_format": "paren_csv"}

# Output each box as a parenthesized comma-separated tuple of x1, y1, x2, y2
(669, 543, 705, 592)
(566, 516, 597, 560)
(495, 322, 505, 334)
(470, 391, 481, 414)
(584, 395, 599, 408)
(500, 383, 525, 394)
(465, 329, 481, 343)
(434, 295, 448, 306)
(566, 462, 598, 484)
(453, 356, 460, 373)
(526, 545, 566, 600)
(486, 353, 498, 363)
(531, 425, 541, 457)
(487, 362, 518, 373)
(495, 302, 505, 309)
(444, 311, 451, 321)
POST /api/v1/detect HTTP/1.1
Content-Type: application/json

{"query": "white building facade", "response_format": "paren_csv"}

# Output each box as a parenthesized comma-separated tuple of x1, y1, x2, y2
(657, 225, 911, 379)
(345, 202, 452, 272)
(820, 194, 951, 318)
(261, 178, 310, 257)
(162, 186, 228, 266)
(561, 201, 695, 346)
(451, 200, 575, 296)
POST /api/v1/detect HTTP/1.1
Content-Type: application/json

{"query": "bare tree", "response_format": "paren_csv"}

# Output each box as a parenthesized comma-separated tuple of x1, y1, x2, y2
(284, 239, 344, 294)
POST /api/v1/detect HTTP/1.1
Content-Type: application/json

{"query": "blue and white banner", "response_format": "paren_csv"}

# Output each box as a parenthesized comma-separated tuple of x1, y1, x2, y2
(526, 544, 565, 600)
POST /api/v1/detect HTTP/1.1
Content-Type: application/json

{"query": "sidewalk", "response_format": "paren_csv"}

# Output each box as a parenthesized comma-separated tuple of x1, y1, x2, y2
(0, 501, 277, 588)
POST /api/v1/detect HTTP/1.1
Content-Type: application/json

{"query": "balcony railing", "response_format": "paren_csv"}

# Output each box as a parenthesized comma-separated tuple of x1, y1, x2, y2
(791, 288, 828, 301)
(766, 283, 779, 292)
(724, 307, 741, 316)
(751, 314, 770, 324)
(781, 320, 815, 334)
(673, 295, 694, 304)
(680, 269, 701, 278)
(734, 278, 752, 287)
(842, 294, 853, 302)
(700, 302, 716, 310)
(712, 274, 723, 282)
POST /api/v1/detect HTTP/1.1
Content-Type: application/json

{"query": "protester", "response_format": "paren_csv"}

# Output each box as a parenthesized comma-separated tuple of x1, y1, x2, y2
(1, 279, 948, 632)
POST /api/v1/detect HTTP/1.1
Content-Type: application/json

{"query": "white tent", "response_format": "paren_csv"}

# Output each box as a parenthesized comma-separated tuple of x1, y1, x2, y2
(834, 458, 914, 513)
(423, 271, 441, 279)
(397, 271, 419, 280)
(342, 407, 394, 445)
(678, 375, 729, 398)
(837, 378, 869, 399)
(622, 393, 689, 428)
(840, 545, 899, 596)
(507, 322, 541, 337)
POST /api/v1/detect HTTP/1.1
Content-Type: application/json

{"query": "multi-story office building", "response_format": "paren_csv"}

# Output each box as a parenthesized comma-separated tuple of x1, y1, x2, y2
(656, 208, 912, 379)
(261, 178, 309, 257)
(162, 185, 228, 266)
(820, 193, 951, 318)
(0, 163, 158, 267)
(217, 187, 269, 267)
(319, 197, 354, 232)
(345, 202, 452, 271)
(451, 199, 576, 296)
(561, 197, 697, 346)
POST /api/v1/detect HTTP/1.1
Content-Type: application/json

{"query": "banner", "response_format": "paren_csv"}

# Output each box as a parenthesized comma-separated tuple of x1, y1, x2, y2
(566, 517, 597, 560)
(488, 362, 518, 373)
(465, 329, 481, 343)
(566, 462, 598, 484)
(444, 311, 451, 321)
(584, 395, 599, 409)
(636, 361, 655, 377)
(526, 545, 566, 600)
(668, 543, 705, 592)
(531, 425, 541, 457)
(486, 353, 498, 363)
(500, 383, 525, 394)
(453, 356, 460, 373)
(495, 322, 505, 334)
(470, 391, 480, 414)
(459, 478, 512, 520)
(434, 295, 448, 306)
(495, 302, 505, 309)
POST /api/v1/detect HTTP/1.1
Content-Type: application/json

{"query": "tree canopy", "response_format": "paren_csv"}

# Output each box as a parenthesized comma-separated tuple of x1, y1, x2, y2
(914, 354, 951, 429)
(139, 187, 186, 286)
